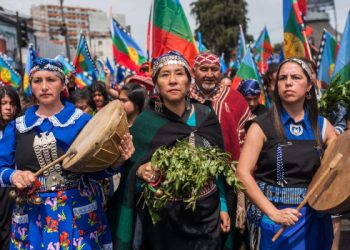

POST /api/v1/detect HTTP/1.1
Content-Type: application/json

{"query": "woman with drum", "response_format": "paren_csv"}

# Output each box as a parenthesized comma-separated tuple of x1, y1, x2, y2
(237, 58, 337, 249)
(109, 51, 230, 250)
(0, 85, 22, 250)
(0, 58, 134, 249)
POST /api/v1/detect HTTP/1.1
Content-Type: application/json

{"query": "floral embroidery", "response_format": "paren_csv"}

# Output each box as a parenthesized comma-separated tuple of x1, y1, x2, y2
(17, 227, 28, 241)
(47, 242, 60, 250)
(57, 191, 68, 205)
(58, 211, 66, 222)
(59, 231, 70, 250)
(73, 237, 86, 250)
(44, 216, 59, 233)
(88, 212, 98, 226)
(44, 197, 58, 211)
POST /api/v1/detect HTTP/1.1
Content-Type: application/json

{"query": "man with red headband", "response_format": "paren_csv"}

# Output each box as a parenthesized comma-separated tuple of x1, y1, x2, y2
(190, 51, 252, 249)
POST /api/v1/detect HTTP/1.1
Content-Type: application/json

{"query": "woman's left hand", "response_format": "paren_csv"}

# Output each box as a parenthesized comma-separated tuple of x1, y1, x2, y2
(113, 133, 134, 168)
(220, 211, 231, 233)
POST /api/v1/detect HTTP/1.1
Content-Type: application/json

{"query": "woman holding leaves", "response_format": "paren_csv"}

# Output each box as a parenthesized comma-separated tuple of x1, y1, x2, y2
(109, 51, 234, 250)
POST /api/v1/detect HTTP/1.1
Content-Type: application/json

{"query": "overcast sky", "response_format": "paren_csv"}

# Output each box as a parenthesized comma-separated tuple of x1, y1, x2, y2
(0, 0, 348, 51)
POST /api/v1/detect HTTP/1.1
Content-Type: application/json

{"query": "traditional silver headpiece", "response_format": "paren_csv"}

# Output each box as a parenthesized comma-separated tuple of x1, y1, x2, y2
(152, 51, 191, 79)
(278, 58, 313, 80)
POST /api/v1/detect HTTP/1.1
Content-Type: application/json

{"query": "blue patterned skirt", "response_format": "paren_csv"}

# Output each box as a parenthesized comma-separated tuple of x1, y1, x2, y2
(10, 182, 112, 250)
(247, 181, 333, 250)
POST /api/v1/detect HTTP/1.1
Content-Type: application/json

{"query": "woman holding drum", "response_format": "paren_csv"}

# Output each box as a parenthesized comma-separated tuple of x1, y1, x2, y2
(0, 58, 134, 249)
(237, 58, 337, 249)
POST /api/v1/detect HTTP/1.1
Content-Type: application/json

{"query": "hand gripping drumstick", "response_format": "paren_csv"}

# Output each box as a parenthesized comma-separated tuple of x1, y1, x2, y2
(272, 152, 343, 242)
(9, 149, 77, 200)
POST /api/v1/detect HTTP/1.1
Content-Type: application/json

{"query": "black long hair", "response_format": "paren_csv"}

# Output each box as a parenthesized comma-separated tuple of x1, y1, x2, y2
(270, 58, 321, 146)
(0, 86, 22, 130)
(88, 81, 109, 110)
(121, 83, 148, 114)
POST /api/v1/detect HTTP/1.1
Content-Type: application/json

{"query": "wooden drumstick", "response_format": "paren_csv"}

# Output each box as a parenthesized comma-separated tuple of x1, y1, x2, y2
(272, 152, 343, 242)
(9, 149, 77, 200)
(34, 149, 77, 177)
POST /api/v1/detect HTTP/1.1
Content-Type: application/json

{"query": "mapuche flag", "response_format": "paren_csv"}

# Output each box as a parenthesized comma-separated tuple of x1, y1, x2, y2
(0, 54, 21, 89)
(73, 33, 97, 81)
(232, 24, 246, 70)
(254, 27, 273, 74)
(56, 54, 91, 89)
(283, 0, 311, 59)
(148, 0, 198, 67)
(317, 30, 339, 88)
(23, 44, 38, 96)
(231, 48, 270, 107)
(332, 12, 350, 84)
(111, 18, 146, 72)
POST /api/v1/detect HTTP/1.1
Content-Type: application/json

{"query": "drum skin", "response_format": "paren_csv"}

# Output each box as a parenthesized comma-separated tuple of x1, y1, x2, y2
(62, 100, 129, 173)
(308, 131, 350, 214)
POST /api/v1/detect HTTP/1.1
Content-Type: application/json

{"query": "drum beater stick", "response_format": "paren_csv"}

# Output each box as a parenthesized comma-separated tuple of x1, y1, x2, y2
(272, 152, 343, 242)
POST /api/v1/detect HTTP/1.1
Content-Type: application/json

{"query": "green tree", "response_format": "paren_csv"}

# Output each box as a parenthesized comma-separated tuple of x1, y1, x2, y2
(191, 0, 251, 63)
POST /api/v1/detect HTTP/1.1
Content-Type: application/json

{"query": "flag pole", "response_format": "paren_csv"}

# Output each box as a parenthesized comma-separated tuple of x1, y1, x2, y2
(148, 0, 155, 74)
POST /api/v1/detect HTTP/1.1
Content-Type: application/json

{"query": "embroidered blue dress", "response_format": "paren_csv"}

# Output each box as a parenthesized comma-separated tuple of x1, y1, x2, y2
(0, 101, 116, 250)
(247, 109, 333, 250)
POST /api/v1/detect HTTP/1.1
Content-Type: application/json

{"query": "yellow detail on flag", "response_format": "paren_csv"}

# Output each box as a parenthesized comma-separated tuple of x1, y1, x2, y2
(23, 74, 29, 89)
(79, 54, 85, 63)
(0, 68, 11, 83)
(127, 46, 139, 65)
(329, 63, 335, 78)
(284, 32, 305, 58)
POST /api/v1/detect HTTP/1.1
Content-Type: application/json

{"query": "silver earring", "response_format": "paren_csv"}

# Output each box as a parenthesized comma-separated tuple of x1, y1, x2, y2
(306, 91, 312, 100)
(185, 93, 191, 110)
(155, 97, 163, 113)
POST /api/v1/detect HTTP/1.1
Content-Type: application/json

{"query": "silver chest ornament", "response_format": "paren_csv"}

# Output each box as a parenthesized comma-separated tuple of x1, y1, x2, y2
(33, 132, 65, 190)
(289, 123, 303, 136)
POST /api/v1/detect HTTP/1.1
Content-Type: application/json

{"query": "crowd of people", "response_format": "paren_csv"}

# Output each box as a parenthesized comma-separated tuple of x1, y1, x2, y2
(0, 49, 348, 250)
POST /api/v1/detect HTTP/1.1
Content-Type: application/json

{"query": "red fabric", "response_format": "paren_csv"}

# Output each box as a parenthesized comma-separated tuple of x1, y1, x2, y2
(127, 74, 154, 94)
(190, 85, 252, 160)
(152, 26, 198, 68)
(297, 0, 307, 16)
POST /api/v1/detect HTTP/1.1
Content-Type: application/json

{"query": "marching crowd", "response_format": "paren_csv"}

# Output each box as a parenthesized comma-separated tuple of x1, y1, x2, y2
(0, 50, 348, 250)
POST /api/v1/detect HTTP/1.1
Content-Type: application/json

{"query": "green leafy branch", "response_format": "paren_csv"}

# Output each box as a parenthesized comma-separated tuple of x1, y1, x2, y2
(142, 140, 244, 224)
(318, 74, 350, 123)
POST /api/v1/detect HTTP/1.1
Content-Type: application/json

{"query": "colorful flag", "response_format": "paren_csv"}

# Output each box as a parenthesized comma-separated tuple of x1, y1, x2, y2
(0, 54, 21, 89)
(23, 44, 39, 96)
(231, 24, 246, 70)
(317, 30, 340, 87)
(332, 12, 350, 84)
(116, 65, 127, 84)
(96, 59, 106, 83)
(220, 53, 227, 74)
(231, 48, 270, 107)
(254, 27, 273, 74)
(111, 18, 146, 72)
(283, 0, 311, 59)
(105, 58, 118, 89)
(75, 72, 92, 89)
(148, 0, 198, 66)
(73, 33, 97, 80)
(196, 32, 208, 52)
(105, 58, 115, 76)
(55, 55, 76, 74)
